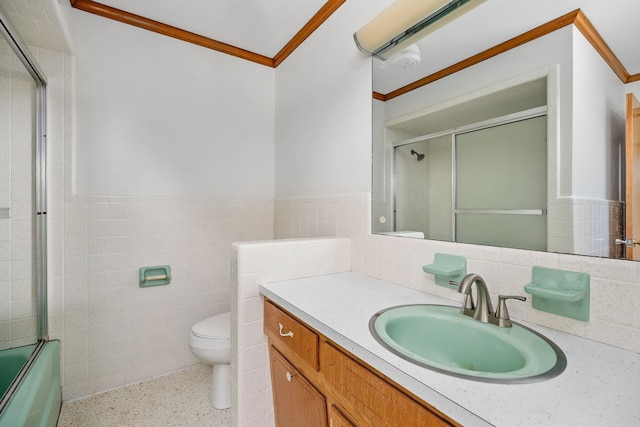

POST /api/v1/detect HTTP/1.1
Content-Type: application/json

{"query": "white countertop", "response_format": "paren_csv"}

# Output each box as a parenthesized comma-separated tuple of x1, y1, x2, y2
(259, 272, 640, 427)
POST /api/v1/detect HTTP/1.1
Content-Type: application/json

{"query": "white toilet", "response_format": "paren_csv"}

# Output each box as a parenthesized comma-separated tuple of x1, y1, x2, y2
(188, 312, 231, 409)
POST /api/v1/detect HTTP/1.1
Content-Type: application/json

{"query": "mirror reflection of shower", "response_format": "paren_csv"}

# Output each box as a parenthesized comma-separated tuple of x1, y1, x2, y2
(410, 149, 425, 161)
(392, 115, 547, 251)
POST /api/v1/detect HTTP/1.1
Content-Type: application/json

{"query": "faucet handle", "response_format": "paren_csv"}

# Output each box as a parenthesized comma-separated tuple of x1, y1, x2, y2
(495, 295, 526, 327)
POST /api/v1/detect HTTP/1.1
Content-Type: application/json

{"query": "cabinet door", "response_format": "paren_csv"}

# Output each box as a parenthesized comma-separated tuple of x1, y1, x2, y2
(270, 346, 327, 427)
(329, 405, 355, 427)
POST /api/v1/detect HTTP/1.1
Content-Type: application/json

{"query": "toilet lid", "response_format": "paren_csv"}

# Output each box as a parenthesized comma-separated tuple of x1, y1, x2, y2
(192, 312, 231, 339)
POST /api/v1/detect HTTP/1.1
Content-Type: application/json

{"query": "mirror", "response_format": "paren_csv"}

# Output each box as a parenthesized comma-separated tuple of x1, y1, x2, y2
(371, 3, 640, 260)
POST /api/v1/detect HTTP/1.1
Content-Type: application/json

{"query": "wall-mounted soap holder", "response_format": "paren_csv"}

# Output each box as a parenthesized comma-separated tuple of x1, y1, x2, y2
(422, 253, 467, 288)
(139, 265, 171, 287)
(524, 266, 590, 321)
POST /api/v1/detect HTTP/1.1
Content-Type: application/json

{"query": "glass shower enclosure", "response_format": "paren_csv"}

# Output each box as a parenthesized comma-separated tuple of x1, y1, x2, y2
(0, 3, 50, 414)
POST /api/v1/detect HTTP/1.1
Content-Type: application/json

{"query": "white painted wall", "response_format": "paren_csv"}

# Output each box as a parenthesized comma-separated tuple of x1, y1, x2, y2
(69, 9, 275, 198)
(572, 26, 625, 200)
(627, 81, 640, 97)
(274, 0, 392, 197)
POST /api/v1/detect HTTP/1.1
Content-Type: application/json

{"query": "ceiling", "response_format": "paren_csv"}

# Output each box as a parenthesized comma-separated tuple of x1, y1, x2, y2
(96, 0, 330, 59)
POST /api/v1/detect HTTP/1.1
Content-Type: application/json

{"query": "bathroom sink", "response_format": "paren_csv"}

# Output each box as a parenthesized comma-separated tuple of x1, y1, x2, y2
(370, 304, 566, 383)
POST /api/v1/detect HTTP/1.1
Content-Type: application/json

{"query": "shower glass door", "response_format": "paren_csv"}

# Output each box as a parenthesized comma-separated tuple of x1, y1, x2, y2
(455, 115, 547, 251)
(0, 31, 38, 350)
(0, 9, 47, 407)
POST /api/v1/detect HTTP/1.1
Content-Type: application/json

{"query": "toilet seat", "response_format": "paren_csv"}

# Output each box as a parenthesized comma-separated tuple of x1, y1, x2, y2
(192, 312, 230, 339)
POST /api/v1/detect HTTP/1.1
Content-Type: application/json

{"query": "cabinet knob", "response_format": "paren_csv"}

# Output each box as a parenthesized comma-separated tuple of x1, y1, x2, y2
(285, 371, 295, 382)
(278, 323, 294, 338)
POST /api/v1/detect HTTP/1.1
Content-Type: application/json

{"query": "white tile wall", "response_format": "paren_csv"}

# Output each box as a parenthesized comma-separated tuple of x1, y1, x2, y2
(55, 196, 274, 401)
(274, 194, 368, 241)
(548, 196, 624, 258)
(232, 237, 351, 427)
(274, 193, 370, 270)
(573, 198, 624, 258)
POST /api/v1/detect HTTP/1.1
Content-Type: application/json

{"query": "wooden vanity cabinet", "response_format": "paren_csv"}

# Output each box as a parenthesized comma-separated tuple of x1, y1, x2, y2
(270, 347, 327, 427)
(264, 299, 459, 427)
(265, 300, 326, 426)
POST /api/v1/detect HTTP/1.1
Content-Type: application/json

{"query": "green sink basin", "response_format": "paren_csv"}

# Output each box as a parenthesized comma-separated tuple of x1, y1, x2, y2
(370, 304, 566, 383)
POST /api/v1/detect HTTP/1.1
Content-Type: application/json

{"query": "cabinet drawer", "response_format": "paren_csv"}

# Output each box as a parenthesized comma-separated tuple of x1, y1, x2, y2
(321, 342, 456, 427)
(264, 300, 319, 370)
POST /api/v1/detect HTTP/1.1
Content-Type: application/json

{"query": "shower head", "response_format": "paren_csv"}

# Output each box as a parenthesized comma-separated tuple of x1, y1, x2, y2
(411, 150, 425, 161)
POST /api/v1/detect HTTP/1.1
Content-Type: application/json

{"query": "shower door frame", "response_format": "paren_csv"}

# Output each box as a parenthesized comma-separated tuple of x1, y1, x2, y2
(0, 5, 49, 341)
(0, 4, 50, 415)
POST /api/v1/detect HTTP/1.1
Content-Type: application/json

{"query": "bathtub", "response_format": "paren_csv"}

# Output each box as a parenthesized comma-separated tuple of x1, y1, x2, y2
(0, 340, 61, 427)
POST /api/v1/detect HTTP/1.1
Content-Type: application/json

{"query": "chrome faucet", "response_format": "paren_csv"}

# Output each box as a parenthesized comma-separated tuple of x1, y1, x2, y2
(457, 274, 494, 323)
(455, 273, 526, 327)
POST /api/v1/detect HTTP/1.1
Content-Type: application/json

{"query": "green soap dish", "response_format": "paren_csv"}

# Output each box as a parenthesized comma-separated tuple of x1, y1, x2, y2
(524, 266, 589, 321)
(422, 253, 467, 288)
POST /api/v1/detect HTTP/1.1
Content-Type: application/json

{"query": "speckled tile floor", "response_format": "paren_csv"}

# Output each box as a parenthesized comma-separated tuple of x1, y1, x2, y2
(57, 364, 230, 427)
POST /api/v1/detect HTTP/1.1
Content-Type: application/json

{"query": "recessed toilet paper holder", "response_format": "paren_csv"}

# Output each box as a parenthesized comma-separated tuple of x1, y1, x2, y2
(139, 265, 171, 287)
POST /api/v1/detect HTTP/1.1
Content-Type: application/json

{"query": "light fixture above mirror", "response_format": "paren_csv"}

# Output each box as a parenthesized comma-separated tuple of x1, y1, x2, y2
(353, 0, 485, 60)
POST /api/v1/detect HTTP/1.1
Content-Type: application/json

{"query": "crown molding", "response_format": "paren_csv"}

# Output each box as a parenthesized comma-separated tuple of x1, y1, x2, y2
(70, 0, 345, 68)
(379, 9, 636, 101)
